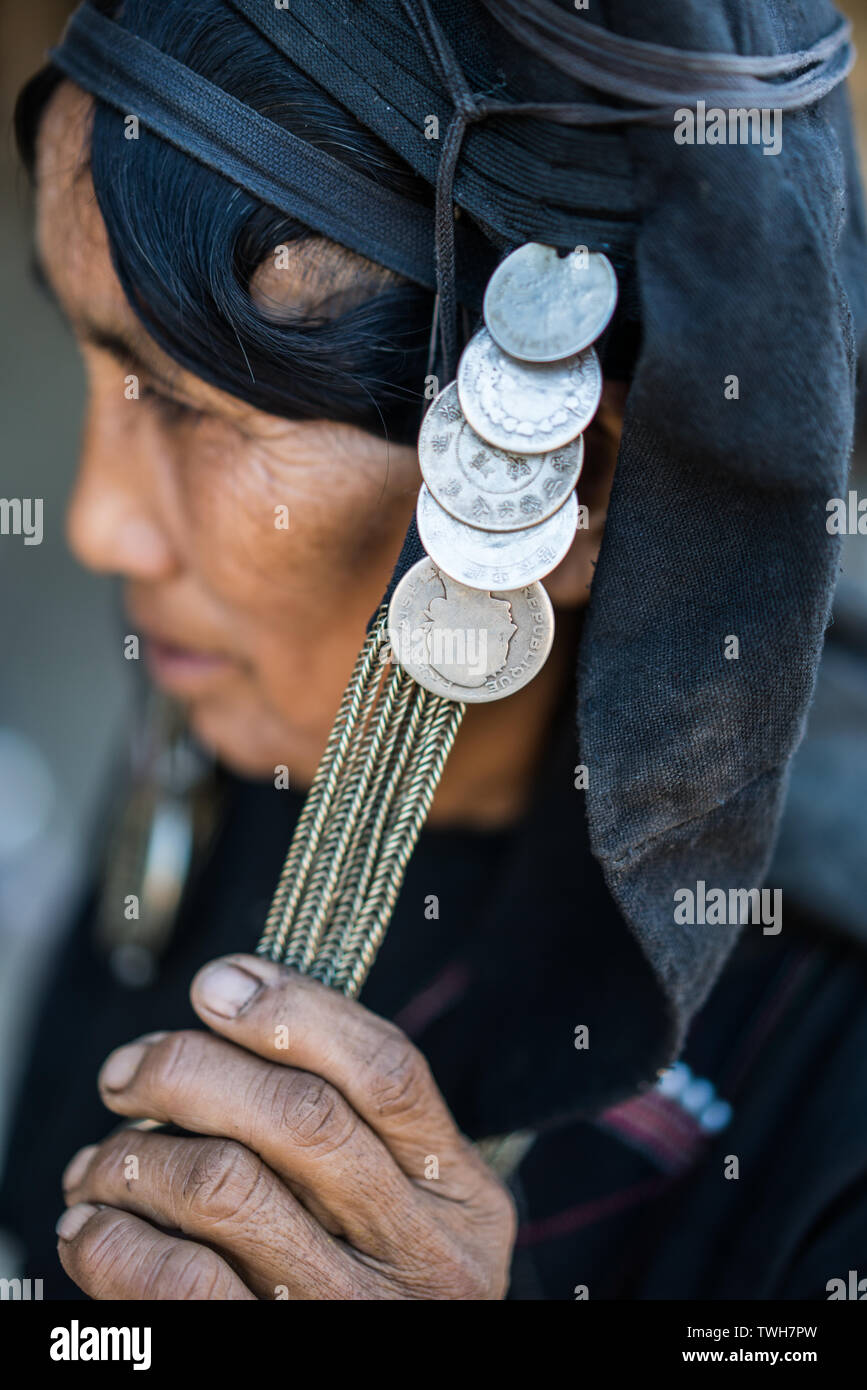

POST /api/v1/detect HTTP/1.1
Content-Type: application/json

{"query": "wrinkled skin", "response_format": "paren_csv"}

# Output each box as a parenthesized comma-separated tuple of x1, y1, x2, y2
(40, 81, 622, 1299)
(58, 957, 516, 1300)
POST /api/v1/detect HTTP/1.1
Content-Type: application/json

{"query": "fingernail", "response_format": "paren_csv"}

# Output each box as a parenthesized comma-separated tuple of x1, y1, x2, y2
(62, 1144, 99, 1191)
(100, 1042, 148, 1091)
(56, 1203, 99, 1240)
(196, 963, 263, 1018)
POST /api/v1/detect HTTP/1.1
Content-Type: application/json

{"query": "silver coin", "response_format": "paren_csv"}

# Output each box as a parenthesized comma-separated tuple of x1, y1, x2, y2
(484, 245, 618, 362)
(457, 327, 602, 454)
(418, 382, 584, 533)
(417, 484, 578, 590)
(387, 556, 554, 703)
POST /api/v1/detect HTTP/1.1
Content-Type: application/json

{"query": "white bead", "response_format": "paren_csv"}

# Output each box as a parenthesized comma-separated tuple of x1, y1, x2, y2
(656, 1060, 692, 1098)
(680, 1078, 716, 1115)
(699, 1098, 734, 1133)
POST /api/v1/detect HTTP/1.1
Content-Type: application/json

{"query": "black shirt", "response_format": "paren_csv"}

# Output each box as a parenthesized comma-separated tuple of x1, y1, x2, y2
(2, 712, 867, 1300)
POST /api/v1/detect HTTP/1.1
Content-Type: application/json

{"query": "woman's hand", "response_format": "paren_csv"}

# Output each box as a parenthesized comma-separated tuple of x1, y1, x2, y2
(57, 955, 516, 1300)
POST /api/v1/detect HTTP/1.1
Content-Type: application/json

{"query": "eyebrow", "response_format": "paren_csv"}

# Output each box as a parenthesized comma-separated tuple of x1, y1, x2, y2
(79, 323, 180, 394)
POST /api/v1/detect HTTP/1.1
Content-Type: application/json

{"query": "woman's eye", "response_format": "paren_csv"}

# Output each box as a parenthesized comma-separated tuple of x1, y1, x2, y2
(140, 384, 203, 425)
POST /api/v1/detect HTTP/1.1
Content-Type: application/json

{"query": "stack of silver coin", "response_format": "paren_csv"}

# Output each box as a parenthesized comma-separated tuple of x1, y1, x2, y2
(389, 245, 618, 704)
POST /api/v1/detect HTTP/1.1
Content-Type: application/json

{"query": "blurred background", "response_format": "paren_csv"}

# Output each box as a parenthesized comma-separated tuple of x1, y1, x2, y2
(1, 0, 867, 1184)
(0, 0, 137, 1178)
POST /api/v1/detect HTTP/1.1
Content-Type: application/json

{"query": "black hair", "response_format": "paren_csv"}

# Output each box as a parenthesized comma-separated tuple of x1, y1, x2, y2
(15, 0, 437, 443)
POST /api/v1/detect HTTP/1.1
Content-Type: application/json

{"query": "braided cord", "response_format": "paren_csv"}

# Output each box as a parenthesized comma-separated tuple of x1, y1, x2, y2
(311, 680, 427, 985)
(257, 607, 389, 960)
(290, 662, 412, 971)
(257, 616, 466, 997)
(334, 695, 464, 997)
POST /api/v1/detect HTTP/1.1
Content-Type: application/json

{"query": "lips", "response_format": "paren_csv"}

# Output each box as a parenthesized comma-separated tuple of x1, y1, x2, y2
(125, 585, 240, 696)
(127, 606, 236, 699)
(144, 637, 236, 695)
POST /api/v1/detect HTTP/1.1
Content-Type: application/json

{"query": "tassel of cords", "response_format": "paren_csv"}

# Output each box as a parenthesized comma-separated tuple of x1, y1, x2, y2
(257, 607, 465, 997)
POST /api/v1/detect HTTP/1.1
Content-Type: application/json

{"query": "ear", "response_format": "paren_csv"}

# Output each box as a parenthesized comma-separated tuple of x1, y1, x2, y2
(545, 380, 627, 609)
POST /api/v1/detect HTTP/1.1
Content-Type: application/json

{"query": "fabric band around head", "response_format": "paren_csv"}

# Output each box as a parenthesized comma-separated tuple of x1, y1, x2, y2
(53, 1, 855, 378)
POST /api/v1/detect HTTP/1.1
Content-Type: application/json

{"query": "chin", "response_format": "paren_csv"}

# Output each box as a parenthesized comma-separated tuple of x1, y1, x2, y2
(188, 700, 317, 785)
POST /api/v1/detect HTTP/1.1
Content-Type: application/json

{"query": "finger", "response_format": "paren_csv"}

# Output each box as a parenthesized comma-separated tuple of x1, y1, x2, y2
(61, 1131, 376, 1300)
(96, 1030, 426, 1253)
(56, 1202, 254, 1300)
(189, 955, 483, 1190)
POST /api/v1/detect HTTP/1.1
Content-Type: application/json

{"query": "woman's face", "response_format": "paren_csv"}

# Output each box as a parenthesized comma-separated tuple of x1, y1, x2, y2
(36, 84, 425, 779)
(36, 83, 617, 786)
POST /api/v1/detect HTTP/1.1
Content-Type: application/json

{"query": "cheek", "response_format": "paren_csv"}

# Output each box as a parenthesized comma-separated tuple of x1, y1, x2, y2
(188, 677, 303, 777)
(173, 423, 417, 614)
(165, 421, 419, 758)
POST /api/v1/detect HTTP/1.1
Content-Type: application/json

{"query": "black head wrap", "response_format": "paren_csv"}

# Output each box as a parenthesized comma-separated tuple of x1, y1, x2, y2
(49, 0, 867, 1114)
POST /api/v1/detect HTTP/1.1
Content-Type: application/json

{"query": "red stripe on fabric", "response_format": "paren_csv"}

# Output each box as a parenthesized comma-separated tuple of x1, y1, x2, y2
(393, 960, 471, 1038)
(596, 1091, 706, 1171)
(516, 1173, 672, 1248)
(598, 1108, 703, 1174)
(721, 948, 817, 1096)
(605, 1091, 703, 1144)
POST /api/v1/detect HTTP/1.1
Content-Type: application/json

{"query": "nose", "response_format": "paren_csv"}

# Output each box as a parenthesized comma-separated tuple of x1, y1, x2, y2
(66, 369, 178, 580)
